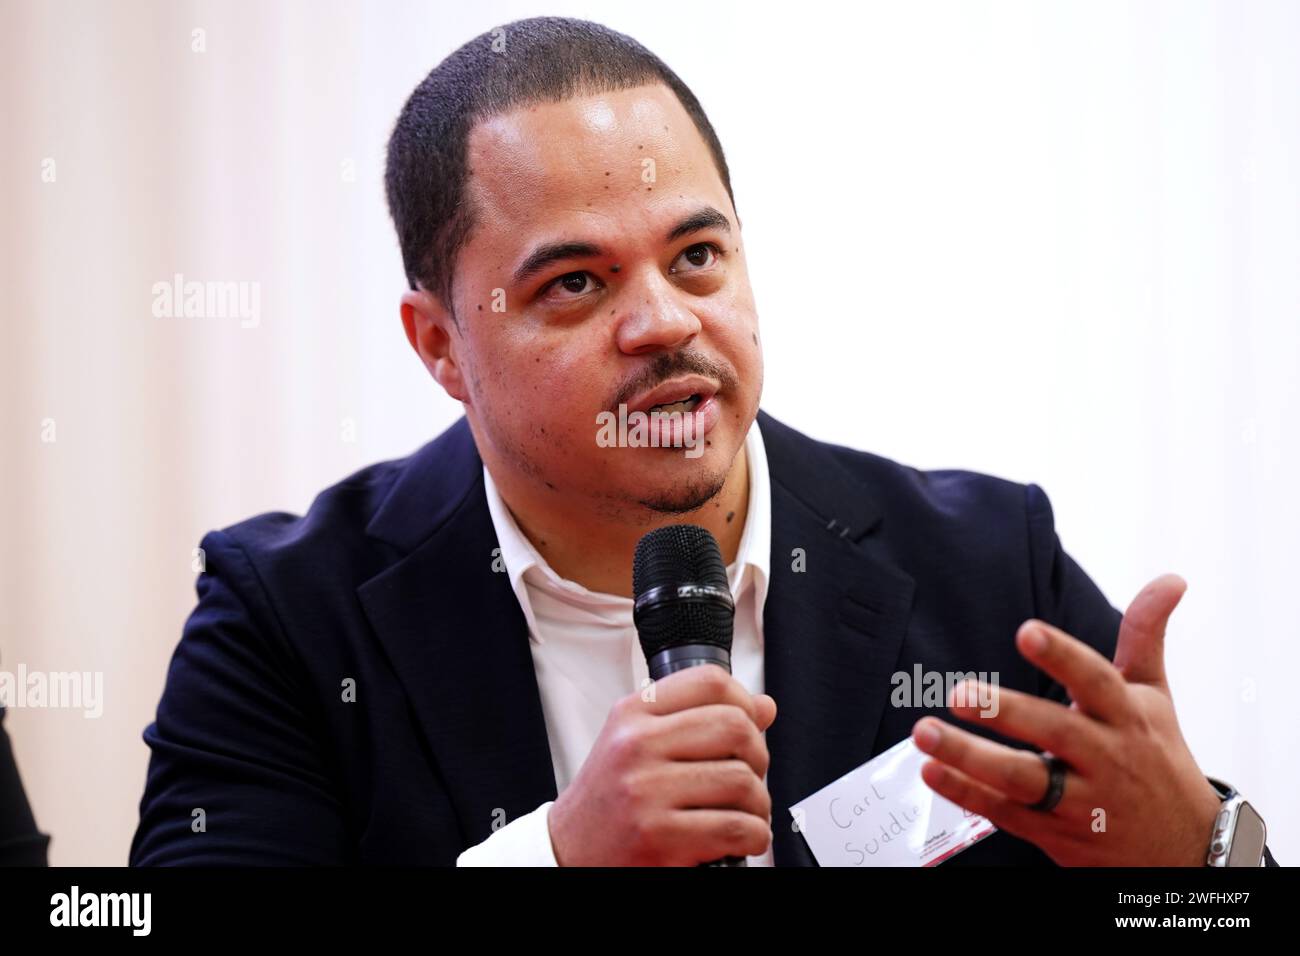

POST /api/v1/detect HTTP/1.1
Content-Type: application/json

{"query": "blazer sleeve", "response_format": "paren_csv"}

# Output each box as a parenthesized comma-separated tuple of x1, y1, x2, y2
(1024, 482, 1124, 702)
(1024, 482, 1280, 868)
(129, 529, 348, 865)
(0, 704, 49, 866)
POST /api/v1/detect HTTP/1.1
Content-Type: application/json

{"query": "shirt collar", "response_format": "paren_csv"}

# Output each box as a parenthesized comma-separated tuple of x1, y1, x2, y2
(483, 416, 772, 645)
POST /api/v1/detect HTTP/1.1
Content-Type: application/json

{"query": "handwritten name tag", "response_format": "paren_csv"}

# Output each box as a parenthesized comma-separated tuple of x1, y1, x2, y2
(789, 736, 996, 866)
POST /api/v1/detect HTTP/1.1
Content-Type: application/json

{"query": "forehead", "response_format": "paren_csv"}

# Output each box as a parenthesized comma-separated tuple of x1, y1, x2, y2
(463, 83, 729, 263)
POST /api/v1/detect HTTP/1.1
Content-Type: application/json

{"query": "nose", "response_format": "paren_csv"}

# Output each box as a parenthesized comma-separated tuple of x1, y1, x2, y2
(613, 271, 702, 356)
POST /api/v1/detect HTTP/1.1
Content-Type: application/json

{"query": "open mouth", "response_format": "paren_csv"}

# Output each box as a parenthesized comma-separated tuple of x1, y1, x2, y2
(648, 394, 702, 415)
(626, 375, 720, 418)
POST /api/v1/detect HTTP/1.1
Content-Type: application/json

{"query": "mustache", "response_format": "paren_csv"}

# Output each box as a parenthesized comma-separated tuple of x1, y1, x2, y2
(608, 349, 739, 412)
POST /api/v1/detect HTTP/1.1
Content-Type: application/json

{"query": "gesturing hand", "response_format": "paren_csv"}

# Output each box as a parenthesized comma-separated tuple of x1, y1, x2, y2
(911, 574, 1223, 866)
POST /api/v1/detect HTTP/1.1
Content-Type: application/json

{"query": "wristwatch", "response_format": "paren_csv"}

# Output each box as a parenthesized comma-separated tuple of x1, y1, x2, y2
(1204, 776, 1267, 867)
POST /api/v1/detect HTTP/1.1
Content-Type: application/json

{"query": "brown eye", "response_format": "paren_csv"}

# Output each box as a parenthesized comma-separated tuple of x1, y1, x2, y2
(560, 273, 591, 294)
(669, 242, 723, 275)
(541, 271, 600, 300)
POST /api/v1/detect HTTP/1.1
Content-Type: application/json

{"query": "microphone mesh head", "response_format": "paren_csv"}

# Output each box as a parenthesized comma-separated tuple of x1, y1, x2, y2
(632, 525, 735, 658)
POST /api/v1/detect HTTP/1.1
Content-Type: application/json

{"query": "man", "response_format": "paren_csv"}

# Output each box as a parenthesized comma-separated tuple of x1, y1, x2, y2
(130, 16, 1276, 867)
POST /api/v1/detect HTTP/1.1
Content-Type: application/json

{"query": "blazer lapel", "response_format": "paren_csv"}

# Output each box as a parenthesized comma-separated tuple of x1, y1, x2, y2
(356, 418, 558, 850)
(352, 411, 915, 866)
(757, 411, 916, 866)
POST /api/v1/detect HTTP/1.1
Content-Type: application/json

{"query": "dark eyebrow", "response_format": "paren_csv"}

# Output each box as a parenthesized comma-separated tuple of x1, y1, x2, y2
(512, 241, 604, 288)
(510, 205, 733, 287)
(664, 205, 732, 244)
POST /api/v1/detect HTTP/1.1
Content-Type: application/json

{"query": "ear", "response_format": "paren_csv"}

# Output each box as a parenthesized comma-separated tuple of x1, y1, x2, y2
(401, 288, 470, 404)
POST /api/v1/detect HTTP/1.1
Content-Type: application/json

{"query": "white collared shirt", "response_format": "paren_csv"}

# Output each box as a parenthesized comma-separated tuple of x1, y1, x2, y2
(457, 417, 774, 866)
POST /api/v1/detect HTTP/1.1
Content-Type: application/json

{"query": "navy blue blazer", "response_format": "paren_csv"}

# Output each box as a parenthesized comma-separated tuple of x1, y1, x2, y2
(129, 410, 1277, 866)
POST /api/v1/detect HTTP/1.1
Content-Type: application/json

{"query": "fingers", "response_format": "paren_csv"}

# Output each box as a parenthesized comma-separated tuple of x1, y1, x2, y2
(638, 665, 759, 722)
(1112, 573, 1186, 686)
(753, 693, 777, 732)
(1016, 620, 1134, 724)
(919, 760, 1064, 849)
(636, 665, 776, 733)
(946, 679, 1109, 770)
(663, 808, 773, 862)
(913, 717, 1098, 819)
(659, 758, 772, 820)
(913, 718, 1055, 805)
(653, 704, 771, 777)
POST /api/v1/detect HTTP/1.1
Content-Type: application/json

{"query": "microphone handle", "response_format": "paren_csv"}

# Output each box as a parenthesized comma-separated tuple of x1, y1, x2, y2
(647, 643, 748, 868)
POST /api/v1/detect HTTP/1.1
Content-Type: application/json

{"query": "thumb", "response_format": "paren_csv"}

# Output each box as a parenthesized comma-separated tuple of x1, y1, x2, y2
(1113, 573, 1186, 687)
(753, 693, 778, 732)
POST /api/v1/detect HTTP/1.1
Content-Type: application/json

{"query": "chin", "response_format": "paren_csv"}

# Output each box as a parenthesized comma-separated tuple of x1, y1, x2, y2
(636, 484, 726, 516)
(630, 455, 731, 515)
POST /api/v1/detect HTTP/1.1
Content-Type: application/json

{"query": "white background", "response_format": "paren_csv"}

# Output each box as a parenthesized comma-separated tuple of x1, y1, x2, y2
(1, 0, 1296, 865)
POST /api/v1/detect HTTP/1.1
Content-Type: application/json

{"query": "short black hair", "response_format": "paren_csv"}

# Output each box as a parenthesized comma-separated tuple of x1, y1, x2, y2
(383, 16, 737, 323)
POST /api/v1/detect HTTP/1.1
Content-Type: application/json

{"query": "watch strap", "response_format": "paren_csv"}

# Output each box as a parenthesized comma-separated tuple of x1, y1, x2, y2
(1205, 776, 1238, 802)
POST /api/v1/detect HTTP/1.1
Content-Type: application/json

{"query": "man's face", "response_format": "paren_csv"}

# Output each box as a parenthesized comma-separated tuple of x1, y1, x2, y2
(441, 82, 762, 519)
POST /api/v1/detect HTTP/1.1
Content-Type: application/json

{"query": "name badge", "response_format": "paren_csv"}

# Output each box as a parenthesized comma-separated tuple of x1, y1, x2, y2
(789, 736, 996, 866)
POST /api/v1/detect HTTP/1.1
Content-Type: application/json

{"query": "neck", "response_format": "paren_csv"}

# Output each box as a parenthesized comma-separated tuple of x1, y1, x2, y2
(486, 445, 751, 599)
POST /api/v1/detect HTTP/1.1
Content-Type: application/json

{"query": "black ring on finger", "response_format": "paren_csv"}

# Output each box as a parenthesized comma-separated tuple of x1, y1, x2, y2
(1027, 753, 1069, 812)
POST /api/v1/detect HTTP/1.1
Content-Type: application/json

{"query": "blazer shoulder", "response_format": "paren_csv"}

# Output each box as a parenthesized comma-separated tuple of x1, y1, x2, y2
(213, 416, 482, 570)
(819, 438, 1035, 532)
(214, 450, 411, 571)
(759, 411, 1035, 536)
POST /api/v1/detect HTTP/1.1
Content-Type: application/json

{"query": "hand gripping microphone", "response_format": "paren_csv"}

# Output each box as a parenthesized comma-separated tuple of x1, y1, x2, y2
(632, 524, 746, 867)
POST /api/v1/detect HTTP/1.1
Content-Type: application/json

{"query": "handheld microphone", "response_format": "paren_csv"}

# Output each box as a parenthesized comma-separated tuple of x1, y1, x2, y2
(632, 524, 746, 867)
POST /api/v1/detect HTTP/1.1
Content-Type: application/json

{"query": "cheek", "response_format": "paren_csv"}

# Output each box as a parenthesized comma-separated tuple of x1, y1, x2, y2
(499, 353, 604, 437)
(701, 300, 760, 364)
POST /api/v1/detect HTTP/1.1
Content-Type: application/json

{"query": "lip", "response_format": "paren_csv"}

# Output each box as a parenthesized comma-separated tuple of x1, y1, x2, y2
(686, 392, 721, 441)
(625, 375, 720, 416)
(627, 391, 722, 450)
